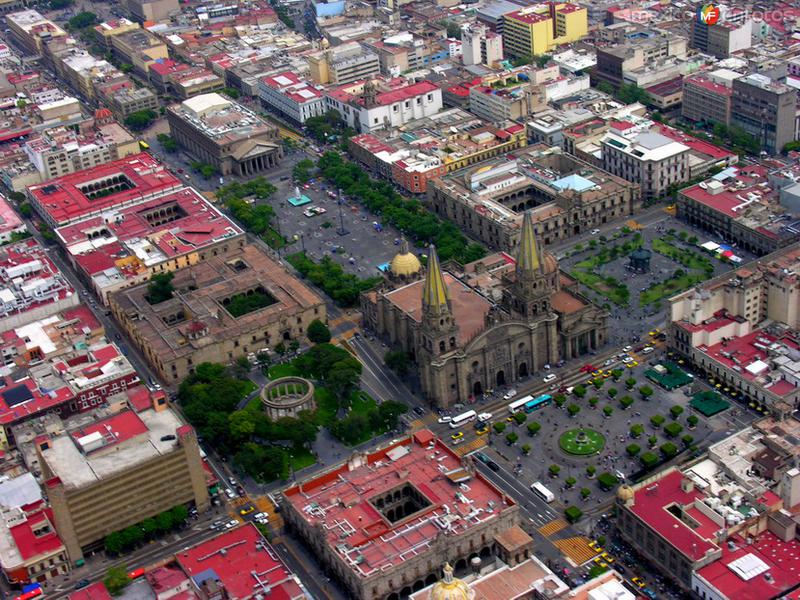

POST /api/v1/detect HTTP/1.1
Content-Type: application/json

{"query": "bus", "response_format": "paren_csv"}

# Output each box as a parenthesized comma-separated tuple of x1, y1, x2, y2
(449, 409, 477, 429)
(524, 394, 552, 413)
(530, 481, 555, 503)
(507, 395, 534, 414)
(14, 584, 42, 600)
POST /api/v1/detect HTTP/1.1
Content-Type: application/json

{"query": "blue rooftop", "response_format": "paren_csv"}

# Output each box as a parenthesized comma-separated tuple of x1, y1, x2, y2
(552, 174, 597, 193)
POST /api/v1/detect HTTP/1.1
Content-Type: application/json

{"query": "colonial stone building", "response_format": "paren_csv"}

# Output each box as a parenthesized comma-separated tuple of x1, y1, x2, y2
(362, 213, 608, 407)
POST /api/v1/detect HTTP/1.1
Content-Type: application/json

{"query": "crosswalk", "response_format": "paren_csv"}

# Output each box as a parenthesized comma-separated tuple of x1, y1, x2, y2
(537, 518, 568, 537)
(552, 536, 601, 566)
(453, 437, 487, 456)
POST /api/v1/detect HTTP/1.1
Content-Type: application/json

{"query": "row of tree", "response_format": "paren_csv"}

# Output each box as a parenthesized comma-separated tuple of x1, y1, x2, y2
(317, 152, 485, 263)
(288, 253, 382, 307)
(104, 505, 188, 555)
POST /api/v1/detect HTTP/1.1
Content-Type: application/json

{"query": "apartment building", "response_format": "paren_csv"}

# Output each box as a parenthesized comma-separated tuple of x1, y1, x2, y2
(6, 10, 66, 56)
(35, 404, 208, 561)
(259, 71, 326, 125)
(731, 73, 797, 155)
(110, 29, 169, 78)
(166, 93, 282, 176)
(93, 18, 140, 49)
(689, 7, 751, 58)
(682, 70, 743, 125)
(461, 23, 503, 67)
(308, 42, 380, 85)
(502, 3, 587, 58)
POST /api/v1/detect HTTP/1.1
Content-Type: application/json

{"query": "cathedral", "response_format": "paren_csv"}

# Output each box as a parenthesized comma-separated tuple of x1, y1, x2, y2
(361, 212, 608, 407)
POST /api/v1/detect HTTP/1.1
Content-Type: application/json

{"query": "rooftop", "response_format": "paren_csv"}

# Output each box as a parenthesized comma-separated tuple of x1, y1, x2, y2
(169, 93, 278, 145)
(261, 71, 323, 104)
(0, 239, 76, 328)
(283, 430, 514, 579)
(176, 524, 304, 599)
(40, 407, 185, 489)
(0, 195, 24, 237)
(327, 79, 439, 109)
(55, 186, 243, 288)
(680, 166, 800, 239)
(27, 153, 182, 226)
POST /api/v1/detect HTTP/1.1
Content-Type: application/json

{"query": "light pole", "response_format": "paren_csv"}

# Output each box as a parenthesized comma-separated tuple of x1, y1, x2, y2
(336, 188, 349, 236)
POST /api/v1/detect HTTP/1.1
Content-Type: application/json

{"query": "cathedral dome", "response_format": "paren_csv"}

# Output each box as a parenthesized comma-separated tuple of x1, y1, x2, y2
(617, 485, 635, 502)
(390, 238, 421, 278)
(429, 564, 473, 600)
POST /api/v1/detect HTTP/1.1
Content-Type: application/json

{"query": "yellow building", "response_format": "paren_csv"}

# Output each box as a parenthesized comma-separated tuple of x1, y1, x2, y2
(502, 3, 587, 58)
(93, 17, 140, 48)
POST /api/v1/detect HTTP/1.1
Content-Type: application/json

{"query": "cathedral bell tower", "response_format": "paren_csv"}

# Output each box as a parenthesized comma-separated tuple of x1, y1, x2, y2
(421, 245, 460, 356)
(505, 211, 557, 320)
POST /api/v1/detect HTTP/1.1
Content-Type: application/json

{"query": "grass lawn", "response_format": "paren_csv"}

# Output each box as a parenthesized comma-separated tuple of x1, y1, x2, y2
(313, 387, 338, 426)
(288, 447, 316, 471)
(652, 238, 713, 271)
(262, 226, 286, 250)
(639, 272, 706, 306)
(268, 363, 301, 379)
(570, 237, 641, 306)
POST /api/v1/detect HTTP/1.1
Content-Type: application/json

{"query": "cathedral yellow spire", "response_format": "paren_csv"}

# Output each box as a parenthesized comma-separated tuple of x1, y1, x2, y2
(517, 211, 540, 272)
(422, 245, 449, 310)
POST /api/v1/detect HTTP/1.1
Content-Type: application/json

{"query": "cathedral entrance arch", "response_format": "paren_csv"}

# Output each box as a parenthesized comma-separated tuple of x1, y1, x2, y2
(518, 362, 528, 378)
(473, 381, 483, 396)
(496, 370, 506, 387)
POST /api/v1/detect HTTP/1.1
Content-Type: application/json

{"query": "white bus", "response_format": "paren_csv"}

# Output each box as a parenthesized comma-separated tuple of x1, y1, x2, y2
(449, 409, 477, 428)
(508, 395, 534, 414)
(530, 481, 555, 503)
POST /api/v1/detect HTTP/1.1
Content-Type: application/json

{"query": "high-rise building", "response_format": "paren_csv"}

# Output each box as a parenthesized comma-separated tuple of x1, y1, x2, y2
(731, 74, 797, 155)
(502, 3, 587, 59)
(682, 70, 743, 126)
(461, 23, 503, 67)
(690, 6, 751, 58)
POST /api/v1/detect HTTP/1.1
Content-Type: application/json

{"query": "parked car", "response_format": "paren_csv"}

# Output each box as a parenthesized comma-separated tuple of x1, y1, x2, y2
(437, 416, 452, 424)
(503, 389, 517, 400)
(543, 373, 557, 383)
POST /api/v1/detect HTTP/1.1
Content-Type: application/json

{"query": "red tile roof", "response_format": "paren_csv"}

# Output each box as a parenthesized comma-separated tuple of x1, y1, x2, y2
(375, 80, 439, 106)
(9, 508, 64, 561)
(68, 582, 112, 600)
(70, 410, 149, 449)
(684, 74, 733, 97)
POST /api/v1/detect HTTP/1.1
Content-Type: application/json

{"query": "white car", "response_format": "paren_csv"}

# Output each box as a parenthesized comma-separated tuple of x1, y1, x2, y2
(642, 346, 655, 354)
(621, 356, 633, 364)
(622, 345, 633, 353)
(503, 389, 518, 400)
(437, 416, 452, 424)
(590, 228, 600, 235)
(543, 373, 557, 383)
(224, 488, 235, 499)
(225, 520, 238, 529)
(254, 512, 267, 521)
(603, 358, 616, 367)
(478, 412, 493, 422)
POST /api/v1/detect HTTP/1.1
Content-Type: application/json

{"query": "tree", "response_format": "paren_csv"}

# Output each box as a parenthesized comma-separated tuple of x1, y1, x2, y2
(567, 403, 580, 417)
(191, 162, 217, 179)
(147, 272, 174, 304)
(565, 476, 577, 488)
(687, 414, 699, 428)
(527, 421, 541, 436)
(534, 54, 552, 67)
(141, 518, 158, 539)
(639, 385, 654, 400)
(220, 87, 241, 99)
(293, 159, 315, 183)
(648, 435, 658, 448)
(607, 387, 618, 400)
(549, 464, 561, 477)
(603, 406, 613, 418)
(384, 350, 410, 376)
(124, 109, 157, 131)
(438, 19, 462, 39)
(589, 397, 599, 408)
(626, 444, 641, 457)
(156, 133, 178, 152)
(660, 442, 678, 458)
(228, 410, 256, 443)
(611, 369, 623, 381)
(513, 411, 527, 425)
(307, 319, 331, 344)
(670, 405, 684, 419)
(554, 394, 566, 408)
(565, 506, 583, 523)
(170, 505, 188, 525)
(593, 377, 604, 390)
(597, 81, 615, 95)
(630, 424, 644, 438)
(580, 487, 591, 499)
(619, 395, 634, 410)
(155, 510, 174, 533)
(625, 377, 636, 390)
(521, 444, 531, 455)
(650, 415, 666, 428)
(597, 472, 619, 491)
(640, 452, 659, 468)
(573, 385, 587, 399)
(682, 434, 695, 447)
(586, 465, 596, 477)
(104, 566, 131, 595)
(105, 531, 124, 554)
(49, 0, 73, 8)
(493, 422, 506, 434)
(68, 11, 97, 29)
(664, 422, 683, 438)
(18, 202, 33, 218)
(327, 365, 360, 406)
(506, 432, 519, 445)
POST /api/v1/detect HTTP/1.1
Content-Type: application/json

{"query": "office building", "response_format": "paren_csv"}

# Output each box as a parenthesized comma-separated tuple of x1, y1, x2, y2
(6, 10, 66, 56)
(109, 29, 169, 78)
(258, 72, 326, 125)
(731, 74, 797, 155)
(592, 30, 687, 89)
(468, 72, 547, 122)
(109, 244, 325, 384)
(682, 70, 743, 126)
(690, 7, 751, 58)
(308, 42, 380, 85)
(35, 404, 208, 561)
(120, 0, 179, 23)
(461, 23, 503, 67)
(282, 430, 521, 600)
(167, 93, 282, 176)
(93, 18, 140, 49)
(502, 3, 587, 59)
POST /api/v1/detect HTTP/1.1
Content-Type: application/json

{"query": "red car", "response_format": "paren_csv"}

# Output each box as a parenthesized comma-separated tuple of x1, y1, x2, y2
(579, 364, 595, 373)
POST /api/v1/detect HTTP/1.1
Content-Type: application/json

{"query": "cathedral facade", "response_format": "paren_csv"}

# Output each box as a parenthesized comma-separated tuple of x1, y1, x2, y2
(361, 213, 608, 407)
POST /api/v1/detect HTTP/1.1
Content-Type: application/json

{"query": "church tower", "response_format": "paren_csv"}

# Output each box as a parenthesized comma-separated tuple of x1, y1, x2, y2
(421, 245, 459, 356)
(505, 211, 558, 320)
